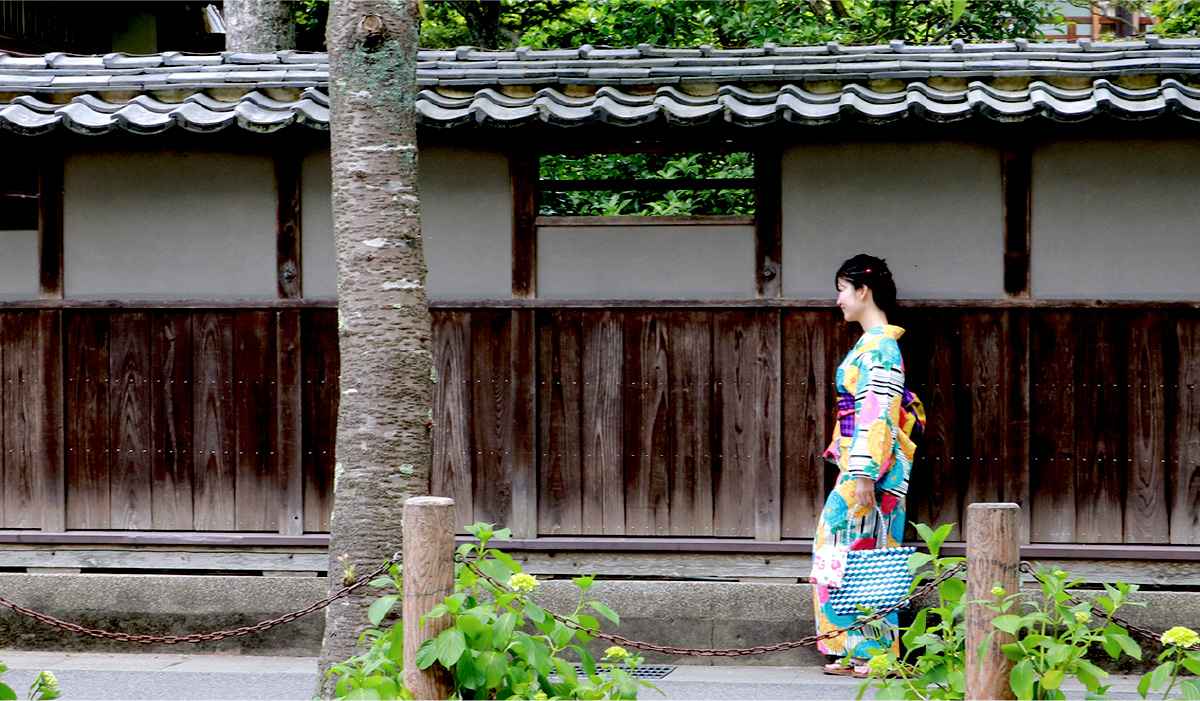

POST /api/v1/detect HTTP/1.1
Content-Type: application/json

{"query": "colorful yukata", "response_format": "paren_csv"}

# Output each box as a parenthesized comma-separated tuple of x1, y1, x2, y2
(813, 324, 925, 659)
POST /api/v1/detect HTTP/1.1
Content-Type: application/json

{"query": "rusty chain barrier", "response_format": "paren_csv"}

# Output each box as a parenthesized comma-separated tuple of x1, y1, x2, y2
(0, 554, 1195, 655)
(0, 554, 402, 645)
(461, 558, 967, 657)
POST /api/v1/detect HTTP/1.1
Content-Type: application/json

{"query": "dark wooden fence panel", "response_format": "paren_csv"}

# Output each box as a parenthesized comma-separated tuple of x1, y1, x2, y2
(427, 305, 1197, 546)
(1, 308, 337, 534)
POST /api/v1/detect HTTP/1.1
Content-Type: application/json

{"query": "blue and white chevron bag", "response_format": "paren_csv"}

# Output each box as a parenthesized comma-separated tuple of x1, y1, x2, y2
(828, 508, 916, 616)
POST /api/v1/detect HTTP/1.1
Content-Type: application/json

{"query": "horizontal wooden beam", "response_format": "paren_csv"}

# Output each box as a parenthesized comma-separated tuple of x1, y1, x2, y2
(0, 299, 338, 310)
(0, 530, 328, 547)
(535, 215, 754, 227)
(430, 298, 1200, 311)
(0, 545, 328, 572)
(539, 178, 754, 192)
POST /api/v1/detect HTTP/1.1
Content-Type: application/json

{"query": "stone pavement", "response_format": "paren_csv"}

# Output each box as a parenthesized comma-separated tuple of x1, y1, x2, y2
(0, 650, 1149, 700)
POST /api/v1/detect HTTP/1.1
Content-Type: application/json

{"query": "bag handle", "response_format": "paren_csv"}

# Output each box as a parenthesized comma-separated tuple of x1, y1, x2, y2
(873, 505, 888, 550)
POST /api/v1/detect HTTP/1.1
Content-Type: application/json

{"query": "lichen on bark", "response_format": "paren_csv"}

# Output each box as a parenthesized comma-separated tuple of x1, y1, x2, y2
(317, 0, 432, 696)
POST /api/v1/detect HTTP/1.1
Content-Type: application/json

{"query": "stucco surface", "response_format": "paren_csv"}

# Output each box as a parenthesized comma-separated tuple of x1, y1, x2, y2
(781, 141, 1004, 299)
(0, 229, 39, 298)
(63, 149, 276, 299)
(538, 225, 755, 299)
(1032, 139, 1200, 299)
(301, 148, 337, 298)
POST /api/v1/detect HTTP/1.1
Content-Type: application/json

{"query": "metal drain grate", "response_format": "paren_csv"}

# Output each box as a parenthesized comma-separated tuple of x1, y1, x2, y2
(573, 664, 675, 680)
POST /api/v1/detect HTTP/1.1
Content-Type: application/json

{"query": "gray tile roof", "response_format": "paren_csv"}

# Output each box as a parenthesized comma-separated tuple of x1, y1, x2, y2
(4, 39, 1200, 134)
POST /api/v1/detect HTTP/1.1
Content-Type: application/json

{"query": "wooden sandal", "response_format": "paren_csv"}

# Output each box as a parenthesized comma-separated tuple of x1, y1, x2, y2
(822, 662, 858, 676)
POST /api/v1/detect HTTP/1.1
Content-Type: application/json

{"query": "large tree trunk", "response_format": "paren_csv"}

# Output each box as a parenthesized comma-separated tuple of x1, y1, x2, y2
(317, 0, 431, 696)
(224, 0, 297, 51)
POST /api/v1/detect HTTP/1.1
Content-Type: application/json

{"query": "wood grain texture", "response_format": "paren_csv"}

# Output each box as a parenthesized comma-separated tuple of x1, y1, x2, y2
(667, 311, 713, 536)
(302, 309, 338, 533)
(37, 155, 63, 300)
(275, 154, 303, 299)
(538, 310, 582, 535)
(1074, 311, 1125, 543)
(234, 311, 277, 532)
(510, 309, 538, 539)
(401, 497, 456, 699)
(755, 313, 782, 541)
(1172, 315, 1200, 545)
(511, 154, 537, 299)
(962, 312, 1008, 506)
(431, 311, 473, 532)
(781, 311, 836, 540)
(1001, 146, 1032, 298)
(37, 311, 64, 531)
(965, 503, 1021, 701)
(623, 312, 671, 536)
(193, 312, 235, 531)
(471, 311, 513, 527)
(151, 313, 193, 531)
(2, 313, 43, 528)
(581, 311, 624, 535)
(1125, 313, 1169, 544)
(907, 311, 964, 540)
(276, 310, 304, 535)
(64, 312, 110, 529)
(713, 311, 765, 538)
(534, 215, 754, 228)
(1030, 311, 1077, 543)
(1006, 310, 1032, 543)
(754, 149, 781, 298)
(108, 313, 153, 530)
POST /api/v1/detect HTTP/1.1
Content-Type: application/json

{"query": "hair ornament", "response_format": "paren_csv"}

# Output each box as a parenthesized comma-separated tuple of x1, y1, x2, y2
(864, 268, 872, 273)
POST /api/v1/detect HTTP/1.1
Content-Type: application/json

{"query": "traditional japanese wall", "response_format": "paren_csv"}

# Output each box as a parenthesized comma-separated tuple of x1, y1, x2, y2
(63, 149, 277, 299)
(1031, 139, 1200, 300)
(0, 229, 38, 298)
(780, 141, 1004, 300)
(537, 224, 755, 299)
(300, 148, 337, 298)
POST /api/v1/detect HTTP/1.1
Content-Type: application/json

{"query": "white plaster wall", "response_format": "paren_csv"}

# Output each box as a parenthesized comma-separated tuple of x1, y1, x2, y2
(419, 146, 513, 299)
(64, 150, 276, 299)
(301, 149, 337, 298)
(1032, 140, 1200, 300)
(538, 225, 755, 299)
(781, 141, 1003, 299)
(0, 229, 39, 298)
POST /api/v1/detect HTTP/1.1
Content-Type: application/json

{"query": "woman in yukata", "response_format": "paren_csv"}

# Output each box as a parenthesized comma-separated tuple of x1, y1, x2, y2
(813, 254, 925, 678)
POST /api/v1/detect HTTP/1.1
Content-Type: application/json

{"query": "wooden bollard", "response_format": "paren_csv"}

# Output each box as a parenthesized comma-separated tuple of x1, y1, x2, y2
(965, 502, 1021, 701)
(402, 496, 456, 700)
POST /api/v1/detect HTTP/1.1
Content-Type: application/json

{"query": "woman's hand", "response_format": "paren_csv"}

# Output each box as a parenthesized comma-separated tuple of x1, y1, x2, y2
(855, 476, 876, 513)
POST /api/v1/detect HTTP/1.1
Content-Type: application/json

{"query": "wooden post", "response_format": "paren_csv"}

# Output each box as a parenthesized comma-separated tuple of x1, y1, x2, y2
(966, 502, 1021, 701)
(402, 496, 456, 700)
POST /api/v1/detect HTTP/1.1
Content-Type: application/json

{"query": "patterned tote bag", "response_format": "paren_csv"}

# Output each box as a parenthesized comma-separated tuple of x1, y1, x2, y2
(828, 507, 917, 616)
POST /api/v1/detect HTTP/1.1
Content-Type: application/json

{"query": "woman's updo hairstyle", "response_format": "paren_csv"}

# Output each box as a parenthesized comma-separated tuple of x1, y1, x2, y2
(836, 254, 897, 316)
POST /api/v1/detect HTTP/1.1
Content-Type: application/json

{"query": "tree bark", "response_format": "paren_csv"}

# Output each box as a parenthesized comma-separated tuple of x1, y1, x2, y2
(317, 0, 431, 697)
(224, 0, 297, 52)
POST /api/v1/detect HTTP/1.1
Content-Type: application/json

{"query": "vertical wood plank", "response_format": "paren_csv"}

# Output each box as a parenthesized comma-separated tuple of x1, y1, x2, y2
(2, 313, 42, 528)
(511, 154, 537, 299)
(781, 311, 836, 539)
(432, 311, 474, 532)
(1171, 315, 1200, 544)
(667, 311, 713, 537)
(623, 313, 670, 536)
(909, 312, 963, 540)
(193, 312, 235, 531)
(38, 311, 65, 531)
(538, 310, 582, 535)
(713, 311, 755, 538)
(233, 311, 277, 532)
(581, 311, 624, 535)
(471, 311, 512, 527)
(1074, 311, 1125, 543)
(754, 149, 782, 298)
(64, 312, 109, 529)
(510, 309, 538, 539)
(276, 310, 304, 535)
(302, 309, 339, 533)
(1001, 146, 1032, 298)
(38, 154, 64, 300)
(1006, 310, 1032, 544)
(1126, 313, 1169, 544)
(963, 312, 1008, 507)
(151, 313, 194, 531)
(276, 154, 303, 299)
(1030, 311, 1077, 543)
(755, 312, 782, 541)
(108, 313, 152, 530)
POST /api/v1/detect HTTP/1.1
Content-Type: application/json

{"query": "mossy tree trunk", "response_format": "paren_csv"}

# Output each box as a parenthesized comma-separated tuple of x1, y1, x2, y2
(224, 0, 296, 51)
(317, 0, 431, 696)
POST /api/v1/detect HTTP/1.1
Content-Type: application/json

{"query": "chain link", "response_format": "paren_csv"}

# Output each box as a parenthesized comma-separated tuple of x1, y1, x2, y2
(1019, 561, 1200, 652)
(462, 559, 966, 657)
(0, 554, 402, 645)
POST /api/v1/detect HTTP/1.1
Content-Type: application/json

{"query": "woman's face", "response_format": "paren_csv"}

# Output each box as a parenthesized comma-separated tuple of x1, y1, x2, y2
(836, 277, 866, 323)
